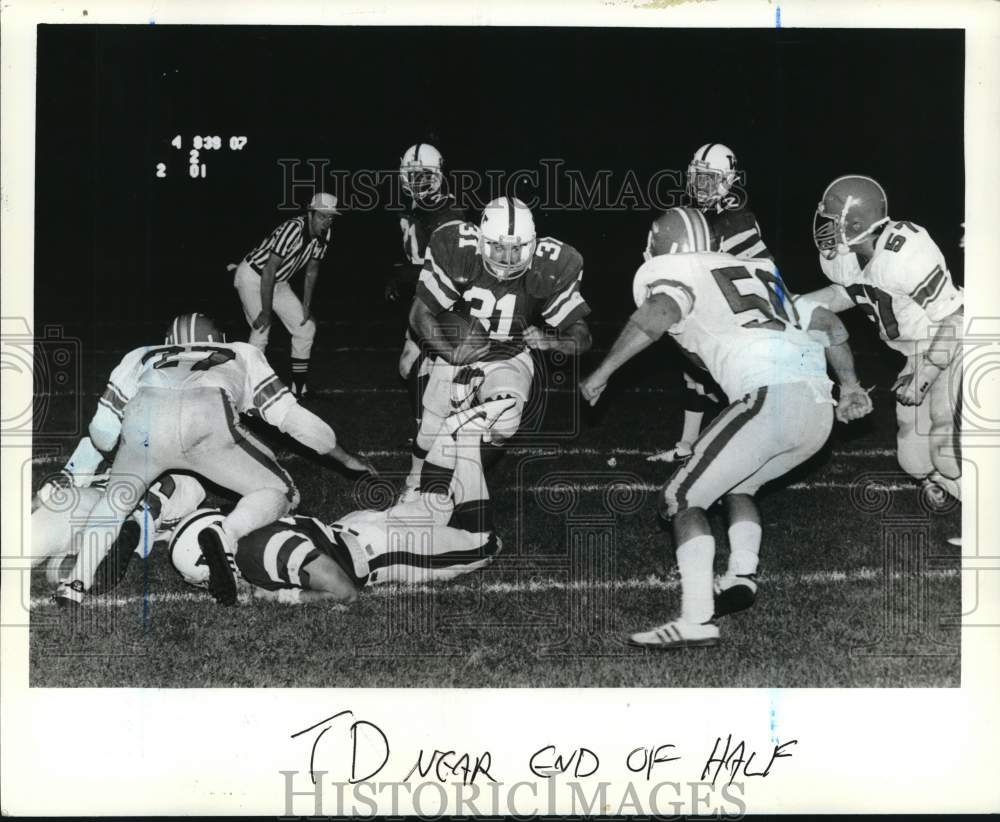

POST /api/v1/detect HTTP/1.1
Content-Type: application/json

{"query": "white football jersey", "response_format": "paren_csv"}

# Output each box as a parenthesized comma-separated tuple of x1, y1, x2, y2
(98, 341, 295, 428)
(819, 220, 963, 355)
(632, 251, 830, 401)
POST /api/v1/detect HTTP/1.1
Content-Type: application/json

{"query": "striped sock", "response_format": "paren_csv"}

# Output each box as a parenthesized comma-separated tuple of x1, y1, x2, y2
(291, 358, 309, 394)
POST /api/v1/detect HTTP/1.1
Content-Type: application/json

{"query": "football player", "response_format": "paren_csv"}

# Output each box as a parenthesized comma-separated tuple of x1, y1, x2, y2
(401, 196, 592, 497)
(580, 207, 871, 650)
(32, 437, 205, 589)
(386, 143, 467, 431)
(54, 312, 375, 607)
(802, 175, 963, 502)
(648, 143, 775, 464)
(168, 399, 513, 605)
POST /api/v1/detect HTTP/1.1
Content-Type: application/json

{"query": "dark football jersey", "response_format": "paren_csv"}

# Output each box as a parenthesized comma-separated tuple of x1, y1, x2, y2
(704, 202, 773, 260)
(234, 515, 366, 591)
(416, 221, 590, 360)
(400, 193, 468, 265)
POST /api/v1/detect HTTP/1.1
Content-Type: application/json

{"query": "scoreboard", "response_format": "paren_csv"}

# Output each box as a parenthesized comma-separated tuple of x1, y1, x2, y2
(154, 134, 249, 179)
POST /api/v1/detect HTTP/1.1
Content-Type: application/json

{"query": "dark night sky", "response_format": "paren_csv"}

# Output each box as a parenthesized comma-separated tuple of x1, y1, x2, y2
(34, 26, 964, 348)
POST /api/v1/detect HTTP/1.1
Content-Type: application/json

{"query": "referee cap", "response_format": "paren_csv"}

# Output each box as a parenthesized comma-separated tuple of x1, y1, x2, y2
(309, 192, 342, 215)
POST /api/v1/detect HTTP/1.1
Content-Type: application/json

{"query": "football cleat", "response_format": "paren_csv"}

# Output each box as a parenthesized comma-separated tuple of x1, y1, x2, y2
(197, 525, 238, 606)
(53, 580, 85, 608)
(647, 442, 694, 464)
(627, 619, 720, 650)
(713, 573, 758, 619)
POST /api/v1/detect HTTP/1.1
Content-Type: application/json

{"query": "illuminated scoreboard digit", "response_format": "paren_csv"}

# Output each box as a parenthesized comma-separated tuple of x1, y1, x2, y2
(154, 134, 248, 179)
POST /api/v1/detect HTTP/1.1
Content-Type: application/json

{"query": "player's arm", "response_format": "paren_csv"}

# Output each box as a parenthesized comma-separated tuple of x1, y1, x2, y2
(31, 435, 105, 513)
(894, 304, 963, 406)
(525, 318, 592, 355)
(409, 297, 455, 360)
(243, 347, 376, 473)
(88, 348, 144, 454)
(580, 294, 682, 406)
(301, 258, 319, 324)
(798, 283, 854, 314)
(804, 304, 873, 423)
(411, 230, 480, 363)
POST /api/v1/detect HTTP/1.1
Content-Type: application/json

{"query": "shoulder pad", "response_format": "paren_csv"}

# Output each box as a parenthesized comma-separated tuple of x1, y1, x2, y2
(428, 221, 480, 286)
(527, 237, 584, 296)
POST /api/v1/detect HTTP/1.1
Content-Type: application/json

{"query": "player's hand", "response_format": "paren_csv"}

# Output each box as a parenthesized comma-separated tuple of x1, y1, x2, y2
(836, 382, 875, 422)
(253, 310, 272, 331)
(342, 453, 378, 475)
(523, 325, 549, 351)
(892, 366, 936, 407)
(579, 372, 607, 406)
(300, 308, 313, 327)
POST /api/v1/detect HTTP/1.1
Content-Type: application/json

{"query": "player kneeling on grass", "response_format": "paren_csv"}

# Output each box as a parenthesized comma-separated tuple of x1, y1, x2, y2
(580, 208, 872, 650)
(32, 436, 206, 590)
(54, 312, 375, 607)
(168, 398, 513, 605)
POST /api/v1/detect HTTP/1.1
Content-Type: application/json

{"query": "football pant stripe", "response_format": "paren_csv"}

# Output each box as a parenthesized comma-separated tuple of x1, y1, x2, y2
(664, 387, 767, 512)
(219, 390, 297, 503)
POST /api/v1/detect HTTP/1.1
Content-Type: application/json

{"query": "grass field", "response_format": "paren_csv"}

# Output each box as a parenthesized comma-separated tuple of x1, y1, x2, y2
(27, 322, 961, 687)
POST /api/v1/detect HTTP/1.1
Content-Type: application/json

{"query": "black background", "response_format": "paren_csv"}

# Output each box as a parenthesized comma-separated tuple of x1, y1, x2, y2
(34, 26, 964, 350)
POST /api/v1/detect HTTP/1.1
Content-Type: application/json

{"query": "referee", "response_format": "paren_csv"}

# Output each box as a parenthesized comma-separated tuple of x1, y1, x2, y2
(232, 192, 341, 398)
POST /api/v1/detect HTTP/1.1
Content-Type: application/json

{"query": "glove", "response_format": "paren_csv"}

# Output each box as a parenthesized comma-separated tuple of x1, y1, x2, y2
(836, 383, 874, 423)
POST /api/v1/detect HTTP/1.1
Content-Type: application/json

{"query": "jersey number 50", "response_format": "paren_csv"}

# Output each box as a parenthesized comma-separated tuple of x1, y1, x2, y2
(711, 265, 800, 331)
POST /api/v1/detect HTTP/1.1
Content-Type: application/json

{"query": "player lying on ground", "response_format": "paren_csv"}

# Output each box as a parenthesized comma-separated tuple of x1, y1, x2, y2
(402, 196, 592, 499)
(804, 174, 963, 503)
(32, 436, 206, 589)
(54, 312, 375, 607)
(580, 207, 872, 650)
(648, 143, 774, 465)
(169, 399, 514, 605)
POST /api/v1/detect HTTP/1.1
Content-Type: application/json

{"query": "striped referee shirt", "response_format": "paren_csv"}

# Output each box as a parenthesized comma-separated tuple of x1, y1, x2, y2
(244, 216, 330, 283)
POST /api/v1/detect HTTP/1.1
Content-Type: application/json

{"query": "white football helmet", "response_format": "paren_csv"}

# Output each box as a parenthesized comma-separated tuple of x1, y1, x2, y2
(687, 143, 739, 208)
(400, 143, 443, 201)
(168, 508, 228, 588)
(478, 196, 536, 281)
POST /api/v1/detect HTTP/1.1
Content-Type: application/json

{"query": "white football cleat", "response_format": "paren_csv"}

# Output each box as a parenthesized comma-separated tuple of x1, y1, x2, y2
(647, 442, 694, 464)
(627, 619, 719, 650)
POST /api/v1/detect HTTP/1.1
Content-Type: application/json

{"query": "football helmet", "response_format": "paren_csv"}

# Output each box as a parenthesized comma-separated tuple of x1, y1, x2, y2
(813, 175, 889, 260)
(400, 143, 444, 201)
(165, 313, 226, 345)
(479, 196, 536, 281)
(644, 207, 715, 260)
(168, 508, 228, 588)
(687, 143, 739, 208)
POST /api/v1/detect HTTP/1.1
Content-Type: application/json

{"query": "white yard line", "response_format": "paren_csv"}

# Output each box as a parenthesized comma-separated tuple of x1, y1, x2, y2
(28, 447, 897, 465)
(27, 566, 958, 609)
